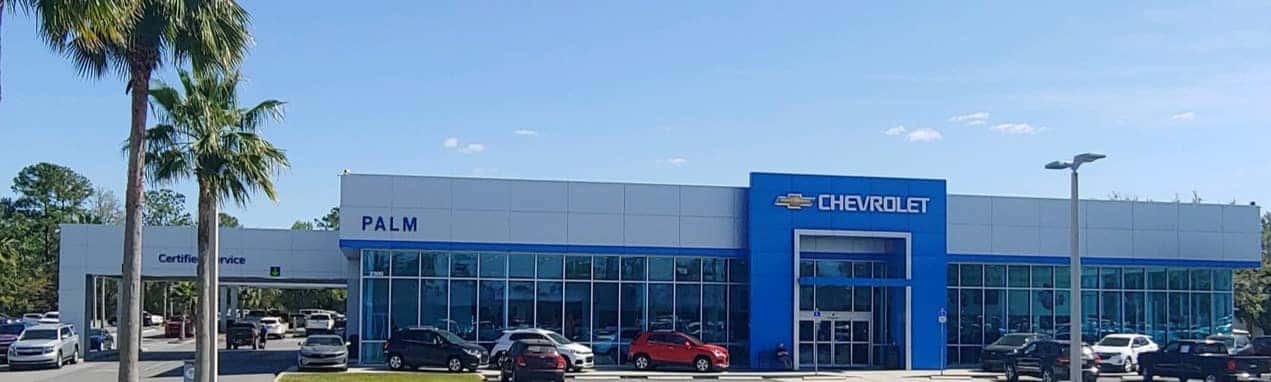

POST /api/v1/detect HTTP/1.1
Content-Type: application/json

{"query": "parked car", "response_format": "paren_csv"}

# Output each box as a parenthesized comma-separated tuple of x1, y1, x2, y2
(165, 316, 195, 338)
(1003, 340, 1099, 382)
(628, 331, 729, 372)
(5, 323, 80, 370)
(305, 313, 335, 335)
(1139, 340, 1271, 382)
(982, 333, 1050, 371)
(0, 323, 26, 364)
(87, 328, 115, 351)
(144, 311, 165, 326)
(21, 313, 43, 327)
(259, 317, 288, 339)
(297, 334, 349, 371)
(1243, 336, 1271, 356)
(226, 322, 264, 350)
(1091, 333, 1158, 373)
(500, 339, 566, 382)
(491, 328, 594, 371)
(383, 326, 489, 372)
(1206, 333, 1253, 355)
(42, 311, 59, 321)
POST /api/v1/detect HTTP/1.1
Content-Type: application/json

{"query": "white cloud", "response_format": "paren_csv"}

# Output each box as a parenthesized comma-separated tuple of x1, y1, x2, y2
(948, 112, 991, 125)
(442, 137, 459, 148)
(443, 137, 485, 154)
(513, 129, 539, 136)
(660, 157, 688, 167)
(1171, 111, 1196, 121)
(906, 128, 943, 142)
(458, 143, 486, 154)
(884, 125, 908, 136)
(991, 123, 1046, 135)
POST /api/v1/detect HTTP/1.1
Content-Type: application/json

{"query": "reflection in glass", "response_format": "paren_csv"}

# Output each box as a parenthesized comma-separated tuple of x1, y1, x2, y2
(960, 289, 983, 344)
(649, 284, 674, 330)
(452, 253, 477, 277)
(508, 281, 534, 329)
(566, 256, 591, 280)
(676, 284, 702, 336)
(1008, 266, 1030, 288)
(392, 251, 420, 277)
(479, 280, 506, 342)
(676, 257, 701, 282)
(536, 281, 563, 332)
(450, 280, 477, 340)
(703, 285, 727, 343)
(621, 283, 647, 341)
(703, 258, 727, 282)
(390, 279, 419, 330)
(508, 253, 535, 278)
(594, 256, 620, 280)
(421, 251, 449, 277)
(537, 255, 563, 279)
(421, 279, 448, 328)
(479, 253, 506, 278)
(649, 258, 674, 281)
(363, 250, 390, 276)
(565, 282, 591, 341)
(622, 257, 647, 281)
(1031, 266, 1053, 288)
(362, 279, 388, 340)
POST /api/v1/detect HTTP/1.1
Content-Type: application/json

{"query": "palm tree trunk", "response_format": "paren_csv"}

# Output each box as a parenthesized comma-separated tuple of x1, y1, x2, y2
(195, 183, 219, 382)
(118, 64, 151, 382)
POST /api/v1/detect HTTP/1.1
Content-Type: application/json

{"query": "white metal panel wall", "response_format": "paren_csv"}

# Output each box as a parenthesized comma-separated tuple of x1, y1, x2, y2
(947, 194, 1262, 262)
(339, 174, 747, 249)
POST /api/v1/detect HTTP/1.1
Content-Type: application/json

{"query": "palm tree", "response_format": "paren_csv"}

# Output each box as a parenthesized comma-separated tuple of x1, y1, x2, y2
(33, 2, 251, 381)
(141, 68, 286, 382)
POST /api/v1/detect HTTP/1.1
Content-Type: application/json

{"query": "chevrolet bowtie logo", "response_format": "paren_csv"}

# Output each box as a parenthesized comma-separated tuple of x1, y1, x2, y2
(774, 193, 815, 210)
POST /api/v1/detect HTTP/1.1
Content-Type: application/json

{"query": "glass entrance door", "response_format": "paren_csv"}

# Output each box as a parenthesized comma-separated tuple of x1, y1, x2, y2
(798, 311, 872, 368)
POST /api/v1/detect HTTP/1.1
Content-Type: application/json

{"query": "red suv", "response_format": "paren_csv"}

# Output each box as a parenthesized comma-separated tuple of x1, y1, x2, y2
(629, 331, 729, 372)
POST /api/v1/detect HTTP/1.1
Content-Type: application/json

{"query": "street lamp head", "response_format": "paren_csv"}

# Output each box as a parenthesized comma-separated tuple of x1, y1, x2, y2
(1045, 161, 1072, 170)
(1073, 153, 1107, 165)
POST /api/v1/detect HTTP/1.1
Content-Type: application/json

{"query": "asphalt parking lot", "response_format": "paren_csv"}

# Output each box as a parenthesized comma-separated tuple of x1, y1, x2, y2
(0, 327, 301, 382)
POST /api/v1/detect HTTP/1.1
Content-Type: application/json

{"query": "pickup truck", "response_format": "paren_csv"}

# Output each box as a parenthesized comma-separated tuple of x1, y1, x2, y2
(226, 323, 263, 350)
(1140, 339, 1271, 382)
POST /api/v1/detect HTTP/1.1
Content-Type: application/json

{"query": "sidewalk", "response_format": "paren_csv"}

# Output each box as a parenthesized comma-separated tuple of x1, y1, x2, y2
(286, 367, 1011, 382)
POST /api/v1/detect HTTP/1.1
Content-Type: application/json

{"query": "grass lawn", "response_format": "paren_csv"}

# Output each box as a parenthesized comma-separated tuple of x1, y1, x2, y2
(278, 371, 486, 382)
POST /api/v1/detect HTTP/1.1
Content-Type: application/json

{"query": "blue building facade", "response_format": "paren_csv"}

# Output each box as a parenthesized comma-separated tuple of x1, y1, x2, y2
(338, 172, 1260, 370)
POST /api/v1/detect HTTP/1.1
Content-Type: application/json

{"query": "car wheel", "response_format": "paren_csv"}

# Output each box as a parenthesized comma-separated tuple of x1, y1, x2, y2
(1124, 357, 1134, 373)
(694, 356, 712, 372)
(491, 352, 506, 370)
(633, 354, 652, 370)
(1004, 363, 1019, 382)
(55, 350, 63, 369)
(387, 354, 406, 371)
(1041, 367, 1056, 382)
(72, 347, 80, 364)
(447, 357, 463, 372)
(1205, 374, 1222, 382)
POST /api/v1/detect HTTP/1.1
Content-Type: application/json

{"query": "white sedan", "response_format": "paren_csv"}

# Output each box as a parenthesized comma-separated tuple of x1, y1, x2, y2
(259, 317, 288, 339)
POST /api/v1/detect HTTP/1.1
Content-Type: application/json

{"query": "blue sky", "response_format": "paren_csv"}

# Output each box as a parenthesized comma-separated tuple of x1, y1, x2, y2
(2, 1, 1270, 228)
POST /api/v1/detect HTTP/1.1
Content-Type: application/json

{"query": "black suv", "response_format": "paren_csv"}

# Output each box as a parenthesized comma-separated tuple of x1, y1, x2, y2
(384, 326, 489, 372)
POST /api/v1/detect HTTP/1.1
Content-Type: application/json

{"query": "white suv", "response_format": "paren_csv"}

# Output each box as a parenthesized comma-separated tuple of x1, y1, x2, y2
(6, 324, 80, 370)
(305, 313, 334, 334)
(491, 328, 594, 371)
(1091, 333, 1158, 373)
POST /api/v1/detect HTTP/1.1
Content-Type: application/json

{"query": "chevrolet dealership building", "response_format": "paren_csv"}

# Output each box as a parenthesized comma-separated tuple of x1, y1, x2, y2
(58, 172, 1261, 370)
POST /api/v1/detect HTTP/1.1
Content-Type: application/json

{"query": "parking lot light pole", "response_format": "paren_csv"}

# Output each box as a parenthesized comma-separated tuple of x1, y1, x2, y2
(1046, 152, 1105, 382)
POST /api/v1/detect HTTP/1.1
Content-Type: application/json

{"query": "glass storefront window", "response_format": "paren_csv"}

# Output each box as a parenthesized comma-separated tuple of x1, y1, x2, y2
(536, 281, 563, 332)
(703, 285, 727, 342)
(479, 281, 506, 341)
(985, 265, 1005, 287)
(1168, 269, 1189, 290)
(593, 283, 619, 364)
(648, 284, 674, 330)
(391, 251, 419, 277)
(648, 257, 674, 281)
(422, 251, 449, 277)
(564, 282, 591, 341)
(537, 255, 563, 279)
(622, 257, 646, 281)
(1054, 266, 1070, 289)
(508, 253, 535, 278)
(452, 253, 477, 278)
(959, 289, 982, 345)
(703, 258, 727, 282)
(479, 253, 506, 278)
(1008, 266, 1030, 288)
(947, 291, 959, 344)
(1032, 290, 1053, 335)
(362, 279, 388, 340)
(1215, 270, 1233, 291)
(676, 257, 702, 282)
(1031, 266, 1053, 288)
(1100, 267, 1121, 289)
(363, 250, 390, 276)
(508, 281, 534, 329)
(1008, 290, 1029, 332)
(1081, 266, 1098, 289)
(1191, 269, 1213, 291)
(730, 259, 749, 283)
(819, 261, 851, 277)
(984, 290, 1004, 344)
(730, 285, 749, 342)
(816, 285, 850, 311)
(421, 279, 448, 328)
(390, 279, 419, 329)
(594, 256, 620, 280)
(947, 264, 958, 286)
(1124, 268, 1144, 290)
(676, 284, 702, 336)
(621, 283, 647, 340)
(1100, 291, 1121, 337)
(566, 256, 592, 280)
(450, 280, 477, 340)
(1147, 267, 1167, 290)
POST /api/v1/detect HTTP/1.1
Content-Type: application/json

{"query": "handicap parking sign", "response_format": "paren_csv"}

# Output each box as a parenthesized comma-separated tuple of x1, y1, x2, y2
(937, 308, 947, 324)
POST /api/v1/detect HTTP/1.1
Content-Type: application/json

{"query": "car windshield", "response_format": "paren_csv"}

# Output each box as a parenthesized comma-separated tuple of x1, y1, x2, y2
(436, 330, 465, 344)
(261, 319, 278, 324)
(0, 324, 24, 335)
(1097, 337, 1131, 347)
(993, 335, 1031, 347)
(20, 329, 57, 340)
(546, 332, 573, 344)
(310, 314, 330, 320)
(305, 337, 344, 346)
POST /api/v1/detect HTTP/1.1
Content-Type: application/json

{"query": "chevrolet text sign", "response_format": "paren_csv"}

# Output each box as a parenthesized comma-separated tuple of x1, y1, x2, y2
(775, 193, 931, 214)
